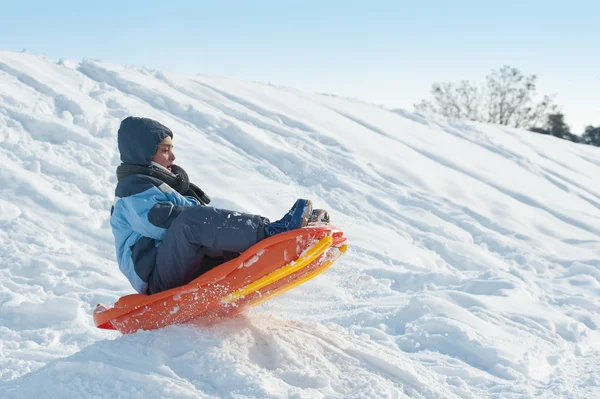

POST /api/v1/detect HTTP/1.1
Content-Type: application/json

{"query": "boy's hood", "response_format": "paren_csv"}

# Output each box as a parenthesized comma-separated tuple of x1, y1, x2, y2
(117, 116, 173, 165)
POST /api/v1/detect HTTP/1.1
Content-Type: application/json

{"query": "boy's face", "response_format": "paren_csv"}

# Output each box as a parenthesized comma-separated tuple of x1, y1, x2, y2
(152, 136, 176, 171)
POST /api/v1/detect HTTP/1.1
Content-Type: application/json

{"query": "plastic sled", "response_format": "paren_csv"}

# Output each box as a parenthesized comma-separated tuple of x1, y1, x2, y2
(94, 224, 347, 334)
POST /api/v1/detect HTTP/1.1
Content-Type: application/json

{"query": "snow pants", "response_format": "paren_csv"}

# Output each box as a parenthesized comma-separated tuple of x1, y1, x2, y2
(148, 206, 269, 295)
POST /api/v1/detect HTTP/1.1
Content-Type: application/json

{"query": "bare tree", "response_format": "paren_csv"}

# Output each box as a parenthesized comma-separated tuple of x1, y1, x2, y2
(415, 66, 558, 129)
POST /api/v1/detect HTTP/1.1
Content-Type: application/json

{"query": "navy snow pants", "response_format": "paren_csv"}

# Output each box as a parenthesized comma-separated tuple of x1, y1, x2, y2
(148, 206, 269, 294)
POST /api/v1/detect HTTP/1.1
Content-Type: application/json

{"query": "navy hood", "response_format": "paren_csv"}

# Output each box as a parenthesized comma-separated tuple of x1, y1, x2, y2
(118, 117, 173, 165)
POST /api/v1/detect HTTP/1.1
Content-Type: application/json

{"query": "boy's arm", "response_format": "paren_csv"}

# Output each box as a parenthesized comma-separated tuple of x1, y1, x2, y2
(184, 196, 201, 206)
(115, 179, 198, 240)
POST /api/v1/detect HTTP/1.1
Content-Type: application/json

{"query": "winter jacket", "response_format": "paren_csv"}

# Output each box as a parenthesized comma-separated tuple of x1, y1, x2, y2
(110, 117, 198, 294)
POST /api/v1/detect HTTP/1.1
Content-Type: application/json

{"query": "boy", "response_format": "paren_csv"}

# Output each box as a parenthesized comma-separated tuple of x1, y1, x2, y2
(110, 116, 327, 295)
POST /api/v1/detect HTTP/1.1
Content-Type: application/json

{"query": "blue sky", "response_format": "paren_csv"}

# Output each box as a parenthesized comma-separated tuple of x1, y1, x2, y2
(1, 0, 598, 131)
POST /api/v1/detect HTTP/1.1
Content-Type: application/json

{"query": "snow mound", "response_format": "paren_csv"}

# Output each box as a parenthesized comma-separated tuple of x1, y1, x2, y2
(1, 50, 599, 398)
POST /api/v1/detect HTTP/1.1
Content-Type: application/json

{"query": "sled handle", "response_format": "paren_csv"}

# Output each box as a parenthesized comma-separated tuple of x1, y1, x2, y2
(223, 235, 333, 303)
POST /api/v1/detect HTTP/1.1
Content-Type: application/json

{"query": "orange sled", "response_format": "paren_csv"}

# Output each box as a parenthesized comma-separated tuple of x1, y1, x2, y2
(94, 224, 347, 334)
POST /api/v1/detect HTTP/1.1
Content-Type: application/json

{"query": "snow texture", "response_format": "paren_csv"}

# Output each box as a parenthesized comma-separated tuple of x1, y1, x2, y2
(1, 51, 600, 398)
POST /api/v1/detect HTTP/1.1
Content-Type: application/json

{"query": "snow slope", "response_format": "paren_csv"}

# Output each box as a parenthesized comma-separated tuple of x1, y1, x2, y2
(1, 51, 600, 398)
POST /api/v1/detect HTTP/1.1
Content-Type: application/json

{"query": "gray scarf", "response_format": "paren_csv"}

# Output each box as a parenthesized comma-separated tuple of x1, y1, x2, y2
(116, 164, 211, 205)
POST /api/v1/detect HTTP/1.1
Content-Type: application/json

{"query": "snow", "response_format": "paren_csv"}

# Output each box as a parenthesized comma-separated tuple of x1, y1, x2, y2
(1, 50, 600, 398)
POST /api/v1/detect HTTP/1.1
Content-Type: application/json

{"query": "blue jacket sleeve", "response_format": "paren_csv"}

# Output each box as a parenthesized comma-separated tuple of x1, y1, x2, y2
(185, 196, 201, 206)
(116, 181, 198, 240)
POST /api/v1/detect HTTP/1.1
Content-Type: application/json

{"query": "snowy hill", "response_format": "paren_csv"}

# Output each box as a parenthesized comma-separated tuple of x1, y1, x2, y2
(1, 50, 600, 398)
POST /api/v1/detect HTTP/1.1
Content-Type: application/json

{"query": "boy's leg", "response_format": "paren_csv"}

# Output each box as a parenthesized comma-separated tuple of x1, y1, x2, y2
(149, 206, 269, 294)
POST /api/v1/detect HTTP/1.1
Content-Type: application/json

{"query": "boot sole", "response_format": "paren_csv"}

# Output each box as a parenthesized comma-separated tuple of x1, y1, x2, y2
(300, 200, 313, 228)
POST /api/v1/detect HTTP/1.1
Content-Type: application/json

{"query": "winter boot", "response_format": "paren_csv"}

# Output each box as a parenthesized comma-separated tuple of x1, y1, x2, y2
(309, 209, 330, 223)
(265, 199, 313, 237)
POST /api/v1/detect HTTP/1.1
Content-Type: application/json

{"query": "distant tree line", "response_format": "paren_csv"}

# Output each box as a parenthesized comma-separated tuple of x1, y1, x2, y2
(529, 115, 600, 146)
(415, 66, 600, 147)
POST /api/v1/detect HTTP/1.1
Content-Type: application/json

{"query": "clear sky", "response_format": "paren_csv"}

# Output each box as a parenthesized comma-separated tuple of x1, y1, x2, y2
(1, 0, 598, 132)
